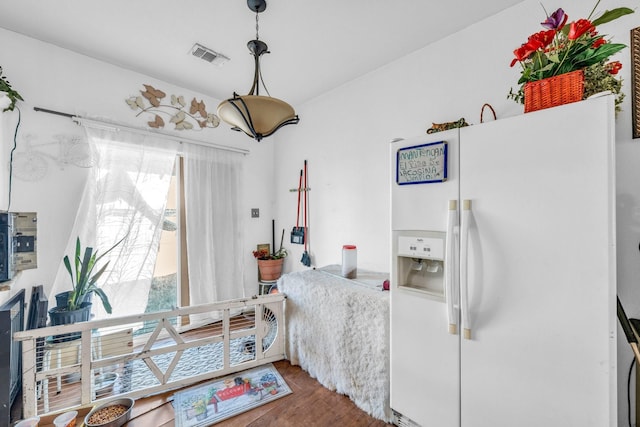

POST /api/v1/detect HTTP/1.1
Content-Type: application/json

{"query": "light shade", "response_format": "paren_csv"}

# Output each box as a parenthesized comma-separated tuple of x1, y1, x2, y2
(217, 94, 299, 141)
(217, 0, 299, 142)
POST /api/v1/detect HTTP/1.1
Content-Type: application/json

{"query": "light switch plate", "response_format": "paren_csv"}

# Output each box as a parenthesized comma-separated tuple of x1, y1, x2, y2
(251, 208, 259, 218)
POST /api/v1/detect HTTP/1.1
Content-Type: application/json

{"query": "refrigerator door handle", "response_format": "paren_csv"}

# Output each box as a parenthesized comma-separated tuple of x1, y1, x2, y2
(460, 199, 472, 340)
(445, 199, 458, 335)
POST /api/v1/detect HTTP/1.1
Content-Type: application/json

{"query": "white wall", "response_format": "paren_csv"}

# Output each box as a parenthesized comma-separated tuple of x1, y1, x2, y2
(0, 27, 278, 303)
(2, 0, 640, 422)
(274, 0, 640, 423)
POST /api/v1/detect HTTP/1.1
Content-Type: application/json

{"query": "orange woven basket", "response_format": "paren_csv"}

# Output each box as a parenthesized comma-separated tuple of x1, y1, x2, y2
(524, 69, 584, 113)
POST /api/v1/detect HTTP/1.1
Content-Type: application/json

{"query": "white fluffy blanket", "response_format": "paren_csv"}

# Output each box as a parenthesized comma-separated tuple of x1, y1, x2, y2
(278, 267, 391, 422)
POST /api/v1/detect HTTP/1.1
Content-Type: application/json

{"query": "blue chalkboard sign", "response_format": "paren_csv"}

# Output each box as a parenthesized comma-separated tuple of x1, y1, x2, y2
(396, 141, 448, 185)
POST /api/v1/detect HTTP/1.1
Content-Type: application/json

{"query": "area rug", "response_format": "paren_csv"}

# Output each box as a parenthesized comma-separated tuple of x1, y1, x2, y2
(173, 363, 292, 426)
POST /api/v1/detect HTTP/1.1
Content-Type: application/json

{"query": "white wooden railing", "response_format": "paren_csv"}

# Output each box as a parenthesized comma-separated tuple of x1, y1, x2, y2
(13, 293, 286, 418)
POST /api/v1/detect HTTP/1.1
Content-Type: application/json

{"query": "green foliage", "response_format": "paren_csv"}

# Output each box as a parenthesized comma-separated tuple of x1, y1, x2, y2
(583, 61, 625, 112)
(193, 399, 207, 414)
(591, 7, 634, 26)
(508, 2, 633, 108)
(252, 229, 288, 260)
(144, 273, 177, 313)
(63, 236, 124, 313)
(0, 66, 23, 112)
(135, 273, 178, 337)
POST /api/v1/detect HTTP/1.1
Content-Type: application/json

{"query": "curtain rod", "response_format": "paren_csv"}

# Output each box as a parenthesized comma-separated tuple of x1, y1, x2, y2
(33, 106, 250, 155)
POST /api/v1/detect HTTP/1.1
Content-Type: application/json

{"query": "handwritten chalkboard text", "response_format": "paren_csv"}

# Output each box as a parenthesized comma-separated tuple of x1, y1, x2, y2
(396, 141, 447, 184)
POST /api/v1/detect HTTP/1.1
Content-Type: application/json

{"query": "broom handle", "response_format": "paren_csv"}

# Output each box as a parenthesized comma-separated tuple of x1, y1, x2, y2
(618, 296, 640, 363)
(296, 170, 302, 227)
(272, 219, 275, 257)
(279, 228, 285, 253)
(304, 160, 308, 252)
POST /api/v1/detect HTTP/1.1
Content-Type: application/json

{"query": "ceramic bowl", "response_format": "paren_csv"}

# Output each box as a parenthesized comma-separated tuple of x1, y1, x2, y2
(84, 397, 134, 427)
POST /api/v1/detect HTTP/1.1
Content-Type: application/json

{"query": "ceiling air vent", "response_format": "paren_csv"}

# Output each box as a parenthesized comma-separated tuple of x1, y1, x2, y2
(190, 43, 229, 66)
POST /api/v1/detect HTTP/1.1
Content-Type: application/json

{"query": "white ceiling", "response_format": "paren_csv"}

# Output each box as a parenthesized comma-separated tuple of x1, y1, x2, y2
(0, 0, 524, 107)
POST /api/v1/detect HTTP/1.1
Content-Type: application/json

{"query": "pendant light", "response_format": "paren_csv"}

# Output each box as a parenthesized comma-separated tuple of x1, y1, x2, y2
(217, 0, 299, 142)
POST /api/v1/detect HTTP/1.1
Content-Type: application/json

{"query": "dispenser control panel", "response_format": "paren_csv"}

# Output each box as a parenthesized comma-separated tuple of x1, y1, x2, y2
(397, 235, 444, 260)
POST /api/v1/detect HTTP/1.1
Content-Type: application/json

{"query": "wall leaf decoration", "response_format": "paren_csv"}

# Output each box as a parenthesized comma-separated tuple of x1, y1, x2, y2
(126, 84, 220, 131)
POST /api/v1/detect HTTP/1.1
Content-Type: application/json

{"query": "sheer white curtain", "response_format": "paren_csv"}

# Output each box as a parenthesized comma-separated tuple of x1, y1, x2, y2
(51, 127, 178, 320)
(182, 143, 245, 317)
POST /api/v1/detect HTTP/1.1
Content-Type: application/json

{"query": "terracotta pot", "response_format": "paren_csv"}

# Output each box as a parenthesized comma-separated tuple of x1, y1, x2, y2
(257, 258, 284, 281)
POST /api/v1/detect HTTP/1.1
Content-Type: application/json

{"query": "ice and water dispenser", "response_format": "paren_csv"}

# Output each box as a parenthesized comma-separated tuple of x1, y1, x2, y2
(393, 230, 446, 299)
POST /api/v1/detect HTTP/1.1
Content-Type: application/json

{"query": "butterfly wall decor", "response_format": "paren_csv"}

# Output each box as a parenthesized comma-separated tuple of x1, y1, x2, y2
(125, 84, 220, 131)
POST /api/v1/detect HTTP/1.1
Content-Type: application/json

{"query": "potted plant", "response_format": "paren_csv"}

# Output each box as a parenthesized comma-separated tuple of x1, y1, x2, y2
(253, 233, 287, 282)
(508, 1, 633, 113)
(192, 398, 208, 421)
(0, 66, 23, 112)
(49, 237, 122, 339)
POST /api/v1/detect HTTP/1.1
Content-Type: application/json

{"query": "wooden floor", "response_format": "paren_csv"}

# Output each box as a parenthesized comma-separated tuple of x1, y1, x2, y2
(36, 360, 393, 427)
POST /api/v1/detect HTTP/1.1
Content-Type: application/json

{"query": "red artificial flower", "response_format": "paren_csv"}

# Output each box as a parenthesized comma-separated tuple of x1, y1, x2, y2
(510, 30, 556, 67)
(568, 19, 595, 40)
(592, 37, 607, 49)
(252, 248, 271, 259)
(511, 44, 537, 66)
(529, 30, 556, 48)
(606, 61, 623, 75)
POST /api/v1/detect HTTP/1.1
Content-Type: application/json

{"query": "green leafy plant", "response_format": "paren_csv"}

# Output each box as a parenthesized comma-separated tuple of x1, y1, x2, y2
(252, 230, 287, 260)
(193, 399, 207, 414)
(252, 247, 287, 260)
(0, 66, 23, 112)
(508, 1, 633, 109)
(583, 60, 625, 111)
(63, 237, 124, 313)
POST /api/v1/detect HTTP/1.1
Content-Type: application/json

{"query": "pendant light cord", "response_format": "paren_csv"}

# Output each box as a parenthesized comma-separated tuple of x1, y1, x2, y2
(253, 6, 272, 97)
(255, 9, 260, 40)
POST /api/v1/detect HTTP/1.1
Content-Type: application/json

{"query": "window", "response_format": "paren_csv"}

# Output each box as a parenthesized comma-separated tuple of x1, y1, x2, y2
(136, 158, 194, 334)
(139, 162, 180, 334)
(52, 126, 245, 330)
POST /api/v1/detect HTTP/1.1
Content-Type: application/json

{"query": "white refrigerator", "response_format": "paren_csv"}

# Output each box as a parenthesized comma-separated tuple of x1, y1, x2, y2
(390, 96, 617, 427)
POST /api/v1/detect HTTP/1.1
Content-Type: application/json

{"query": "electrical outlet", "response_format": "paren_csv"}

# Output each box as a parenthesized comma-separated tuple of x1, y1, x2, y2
(251, 208, 260, 218)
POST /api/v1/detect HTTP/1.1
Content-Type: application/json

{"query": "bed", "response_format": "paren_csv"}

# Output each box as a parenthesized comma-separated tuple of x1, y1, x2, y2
(277, 265, 391, 422)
